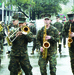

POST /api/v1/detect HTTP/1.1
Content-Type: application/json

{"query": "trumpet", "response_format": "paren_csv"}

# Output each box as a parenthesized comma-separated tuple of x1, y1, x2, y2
(9, 25, 30, 42)
(21, 25, 30, 34)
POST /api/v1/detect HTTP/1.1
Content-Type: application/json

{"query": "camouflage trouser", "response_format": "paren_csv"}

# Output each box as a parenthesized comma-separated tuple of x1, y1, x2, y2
(32, 39, 36, 51)
(58, 36, 62, 54)
(8, 54, 32, 75)
(0, 40, 3, 51)
(38, 54, 57, 75)
(69, 48, 74, 74)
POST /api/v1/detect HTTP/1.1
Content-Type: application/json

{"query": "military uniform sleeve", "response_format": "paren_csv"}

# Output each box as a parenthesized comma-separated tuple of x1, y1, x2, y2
(49, 28, 59, 43)
(36, 29, 42, 48)
(25, 32, 33, 42)
(62, 22, 69, 37)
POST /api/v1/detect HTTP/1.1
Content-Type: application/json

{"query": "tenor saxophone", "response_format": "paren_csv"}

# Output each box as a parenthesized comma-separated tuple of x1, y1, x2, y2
(68, 24, 73, 47)
(42, 25, 50, 59)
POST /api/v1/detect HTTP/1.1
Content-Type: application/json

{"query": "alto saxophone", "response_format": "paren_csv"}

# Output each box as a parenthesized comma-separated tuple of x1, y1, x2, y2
(0, 24, 3, 32)
(42, 25, 50, 59)
(68, 24, 73, 47)
(6, 25, 12, 46)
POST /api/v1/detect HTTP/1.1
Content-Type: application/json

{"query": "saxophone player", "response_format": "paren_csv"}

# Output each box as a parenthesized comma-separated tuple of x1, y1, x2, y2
(8, 12, 33, 75)
(63, 12, 74, 75)
(37, 13, 59, 75)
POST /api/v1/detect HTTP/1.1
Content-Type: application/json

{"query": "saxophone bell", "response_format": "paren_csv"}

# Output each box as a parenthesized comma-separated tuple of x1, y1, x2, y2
(68, 38, 73, 43)
(68, 24, 73, 47)
(43, 41, 50, 48)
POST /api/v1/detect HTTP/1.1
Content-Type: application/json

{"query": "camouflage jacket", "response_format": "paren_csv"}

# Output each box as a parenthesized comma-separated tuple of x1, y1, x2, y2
(9, 28, 33, 56)
(29, 25, 37, 39)
(53, 22, 63, 34)
(29, 25, 36, 34)
(37, 25, 59, 55)
(63, 21, 74, 46)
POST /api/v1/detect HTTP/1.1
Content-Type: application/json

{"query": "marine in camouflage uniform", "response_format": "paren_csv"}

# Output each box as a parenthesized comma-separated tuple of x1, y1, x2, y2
(62, 21, 66, 48)
(6, 13, 19, 54)
(53, 16, 63, 56)
(29, 21, 38, 54)
(8, 13, 33, 75)
(1, 22, 7, 45)
(37, 15, 59, 75)
(63, 12, 74, 75)
(0, 22, 5, 52)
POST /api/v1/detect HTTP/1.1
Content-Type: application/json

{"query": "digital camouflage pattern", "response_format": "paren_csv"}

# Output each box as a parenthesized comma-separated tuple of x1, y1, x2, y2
(8, 28, 33, 75)
(29, 25, 36, 35)
(29, 25, 38, 51)
(37, 25, 59, 75)
(53, 22, 63, 41)
(63, 21, 74, 74)
(53, 22, 63, 55)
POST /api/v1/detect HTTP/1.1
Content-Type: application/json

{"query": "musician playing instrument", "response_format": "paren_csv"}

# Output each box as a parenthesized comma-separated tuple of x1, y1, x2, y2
(0, 21, 5, 52)
(6, 13, 19, 54)
(36, 13, 59, 75)
(8, 12, 33, 75)
(63, 12, 74, 75)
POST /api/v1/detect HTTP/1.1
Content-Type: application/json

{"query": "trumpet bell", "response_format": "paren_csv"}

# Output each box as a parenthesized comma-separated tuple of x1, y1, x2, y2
(21, 26, 30, 34)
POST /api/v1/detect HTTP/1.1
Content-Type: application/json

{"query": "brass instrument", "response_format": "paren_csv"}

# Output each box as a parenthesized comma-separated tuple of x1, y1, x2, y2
(6, 25, 12, 46)
(68, 24, 73, 47)
(0, 24, 3, 32)
(42, 25, 50, 59)
(8, 25, 30, 42)
(18, 69, 22, 75)
(21, 25, 30, 34)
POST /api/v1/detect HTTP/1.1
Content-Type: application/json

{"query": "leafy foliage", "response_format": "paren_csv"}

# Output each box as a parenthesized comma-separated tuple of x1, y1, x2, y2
(2, 0, 69, 19)
(71, 5, 74, 12)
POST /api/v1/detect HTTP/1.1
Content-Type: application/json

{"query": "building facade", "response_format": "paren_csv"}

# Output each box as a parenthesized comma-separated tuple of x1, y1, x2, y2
(0, 0, 16, 24)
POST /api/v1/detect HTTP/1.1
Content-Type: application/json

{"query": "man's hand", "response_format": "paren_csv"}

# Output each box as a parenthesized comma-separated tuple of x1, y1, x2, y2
(45, 35, 51, 40)
(70, 32, 74, 37)
(16, 31, 22, 37)
(59, 32, 61, 35)
(40, 47, 44, 52)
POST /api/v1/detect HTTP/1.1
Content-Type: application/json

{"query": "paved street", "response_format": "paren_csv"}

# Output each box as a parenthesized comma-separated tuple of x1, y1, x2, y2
(0, 38, 73, 75)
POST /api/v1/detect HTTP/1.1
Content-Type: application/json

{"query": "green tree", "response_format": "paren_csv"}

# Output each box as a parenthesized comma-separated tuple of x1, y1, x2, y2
(2, 0, 35, 18)
(71, 5, 74, 12)
(32, 0, 69, 19)
(2, 0, 69, 20)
